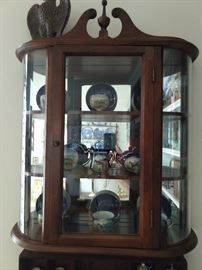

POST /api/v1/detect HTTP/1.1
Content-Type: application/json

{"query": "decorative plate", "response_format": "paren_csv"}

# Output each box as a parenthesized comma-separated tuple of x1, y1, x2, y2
(131, 80, 141, 112)
(81, 127, 93, 139)
(36, 85, 45, 111)
(86, 83, 117, 111)
(93, 128, 103, 139)
(93, 140, 104, 150)
(36, 85, 69, 112)
(36, 190, 71, 215)
(89, 190, 121, 219)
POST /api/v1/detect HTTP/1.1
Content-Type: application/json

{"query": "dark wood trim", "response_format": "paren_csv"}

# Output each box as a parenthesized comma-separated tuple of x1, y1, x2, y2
(11, 224, 197, 258)
(150, 47, 163, 247)
(16, 8, 198, 61)
(58, 234, 145, 249)
(16, 39, 198, 63)
(18, 249, 188, 270)
(12, 2, 199, 264)
(43, 47, 65, 243)
(137, 47, 161, 248)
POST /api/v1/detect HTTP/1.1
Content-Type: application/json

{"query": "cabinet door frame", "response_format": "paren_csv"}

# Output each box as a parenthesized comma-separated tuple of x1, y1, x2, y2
(43, 45, 162, 249)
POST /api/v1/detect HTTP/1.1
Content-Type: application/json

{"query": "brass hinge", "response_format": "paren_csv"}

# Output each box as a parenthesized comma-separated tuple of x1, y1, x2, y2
(150, 209, 154, 229)
(152, 66, 156, 83)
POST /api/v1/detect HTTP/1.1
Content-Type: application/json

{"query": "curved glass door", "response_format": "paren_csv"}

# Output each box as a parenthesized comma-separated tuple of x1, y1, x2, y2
(62, 56, 142, 235)
(162, 48, 192, 246)
(19, 50, 47, 241)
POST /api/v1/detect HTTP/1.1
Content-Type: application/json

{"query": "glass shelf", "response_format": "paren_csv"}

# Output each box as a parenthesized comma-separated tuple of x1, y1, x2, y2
(68, 111, 140, 123)
(62, 206, 138, 235)
(64, 165, 140, 180)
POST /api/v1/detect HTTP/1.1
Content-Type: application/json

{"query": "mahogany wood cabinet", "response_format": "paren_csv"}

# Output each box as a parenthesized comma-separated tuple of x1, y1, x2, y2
(11, 2, 199, 270)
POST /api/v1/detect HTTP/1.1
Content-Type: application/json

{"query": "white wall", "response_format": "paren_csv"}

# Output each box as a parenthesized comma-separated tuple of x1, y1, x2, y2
(0, 0, 201, 269)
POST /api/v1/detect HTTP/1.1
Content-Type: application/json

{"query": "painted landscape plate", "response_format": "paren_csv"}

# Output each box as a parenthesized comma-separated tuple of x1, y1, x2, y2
(86, 83, 117, 111)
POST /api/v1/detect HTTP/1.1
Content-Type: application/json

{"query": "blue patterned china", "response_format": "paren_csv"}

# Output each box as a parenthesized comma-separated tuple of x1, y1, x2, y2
(131, 79, 141, 112)
(86, 83, 117, 111)
(36, 85, 45, 111)
(93, 140, 104, 150)
(89, 190, 121, 220)
(36, 85, 69, 112)
(81, 127, 93, 139)
(36, 190, 71, 216)
(93, 128, 103, 139)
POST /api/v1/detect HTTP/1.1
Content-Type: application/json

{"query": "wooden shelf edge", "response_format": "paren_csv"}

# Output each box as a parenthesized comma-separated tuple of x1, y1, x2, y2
(11, 223, 197, 258)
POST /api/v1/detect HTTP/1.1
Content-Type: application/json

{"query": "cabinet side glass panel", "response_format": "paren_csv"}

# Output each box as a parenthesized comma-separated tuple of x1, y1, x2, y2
(62, 56, 141, 235)
(162, 48, 191, 246)
(19, 50, 47, 241)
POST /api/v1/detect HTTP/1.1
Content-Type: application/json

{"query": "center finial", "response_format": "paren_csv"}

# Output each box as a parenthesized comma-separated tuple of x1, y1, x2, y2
(98, 0, 110, 38)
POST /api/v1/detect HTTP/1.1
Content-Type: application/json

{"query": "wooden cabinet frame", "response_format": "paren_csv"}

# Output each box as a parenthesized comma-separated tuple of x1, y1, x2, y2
(12, 2, 198, 263)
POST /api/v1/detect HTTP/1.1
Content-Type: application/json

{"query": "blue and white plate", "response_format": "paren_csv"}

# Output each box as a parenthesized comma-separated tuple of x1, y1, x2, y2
(36, 190, 71, 216)
(86, 83, 117, 111)
(81, 127, 93, 139)
(131, 80, 141, 112)
(93, 128, 103, 139)
(89, 190, 121, 219)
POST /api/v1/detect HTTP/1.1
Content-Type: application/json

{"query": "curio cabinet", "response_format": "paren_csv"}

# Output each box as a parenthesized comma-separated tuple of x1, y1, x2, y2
(11, 1, 199, 269)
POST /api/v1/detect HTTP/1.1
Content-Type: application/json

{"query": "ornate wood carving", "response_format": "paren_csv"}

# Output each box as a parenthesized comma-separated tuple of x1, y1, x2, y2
(17, 4, 199, 61)
(98, 0, 110, 38)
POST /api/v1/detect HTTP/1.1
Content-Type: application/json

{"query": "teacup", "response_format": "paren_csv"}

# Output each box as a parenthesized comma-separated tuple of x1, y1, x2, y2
(92, 210, 115, 226)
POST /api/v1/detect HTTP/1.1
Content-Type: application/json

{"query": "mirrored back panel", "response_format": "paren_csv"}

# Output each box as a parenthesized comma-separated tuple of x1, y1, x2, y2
(62, 56, 141, 235)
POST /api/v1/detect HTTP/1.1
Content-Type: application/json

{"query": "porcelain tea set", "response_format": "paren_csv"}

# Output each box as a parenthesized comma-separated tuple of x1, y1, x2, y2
(63, 143, 140, 176)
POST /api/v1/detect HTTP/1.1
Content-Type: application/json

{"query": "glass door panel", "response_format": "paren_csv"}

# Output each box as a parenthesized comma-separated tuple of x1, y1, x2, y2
(19, 50, 47, 241)
(62, 56, 141, 235)
(161, 48, 191, 246)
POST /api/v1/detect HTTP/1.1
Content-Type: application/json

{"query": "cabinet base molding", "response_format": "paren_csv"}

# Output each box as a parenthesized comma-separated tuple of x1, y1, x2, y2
(19, 250, 188, 270)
